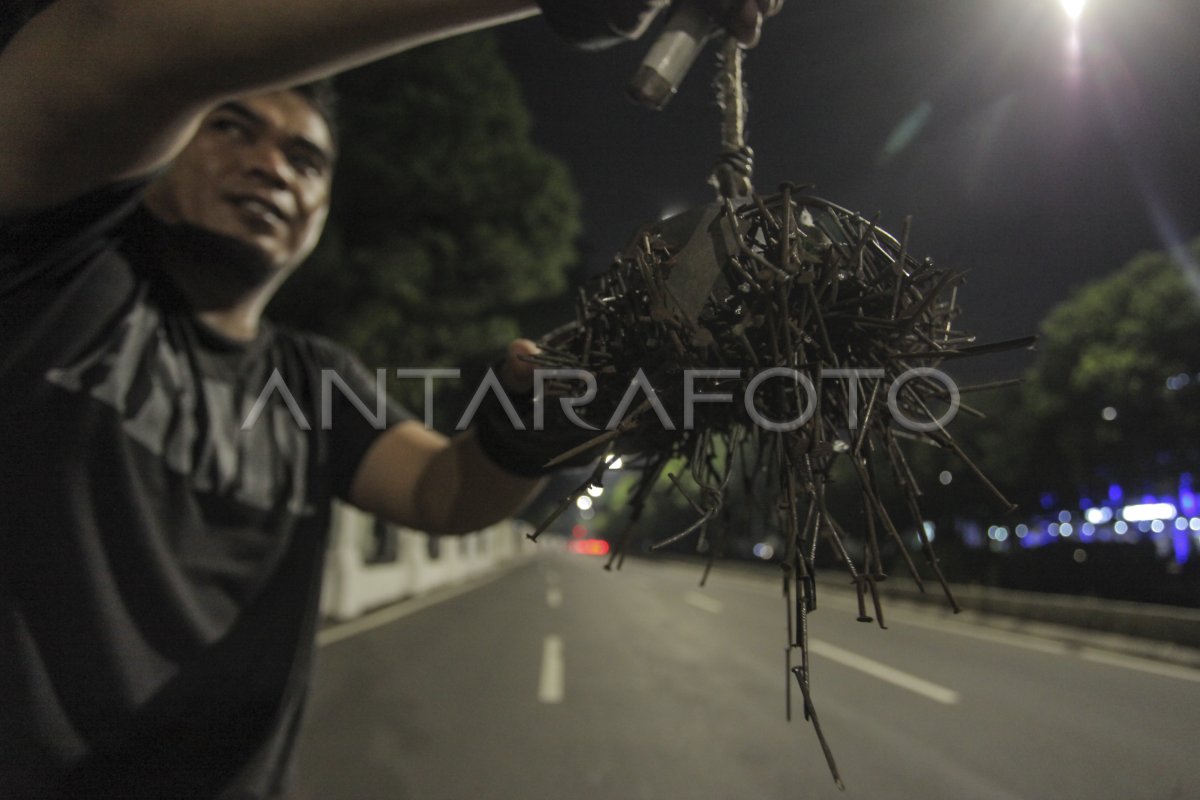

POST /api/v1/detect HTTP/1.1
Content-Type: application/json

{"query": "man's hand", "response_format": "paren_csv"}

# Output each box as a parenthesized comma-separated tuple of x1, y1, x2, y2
(498, 338, 540, 395)
(540, 0, 784, 50)
(716, 0, 784, 48)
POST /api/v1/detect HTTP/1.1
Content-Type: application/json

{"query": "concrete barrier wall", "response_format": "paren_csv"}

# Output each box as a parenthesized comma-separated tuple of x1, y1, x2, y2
(320, 502, 535, 621)
(855, 575, 1200, 649)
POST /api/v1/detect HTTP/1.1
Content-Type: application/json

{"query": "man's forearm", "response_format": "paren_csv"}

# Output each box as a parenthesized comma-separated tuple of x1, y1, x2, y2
(414, 430, 543, 535)
(0, 0, 538, 213)
(62, 0, 537, 97)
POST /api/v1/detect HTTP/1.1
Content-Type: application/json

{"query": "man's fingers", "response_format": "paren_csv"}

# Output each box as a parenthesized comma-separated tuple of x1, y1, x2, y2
(610, 0, 672, 40)
(501, 338, 540, 395)
(725, 0, 783, 48)
(759, 0, 785, 19)
(729, 2, 763, 47)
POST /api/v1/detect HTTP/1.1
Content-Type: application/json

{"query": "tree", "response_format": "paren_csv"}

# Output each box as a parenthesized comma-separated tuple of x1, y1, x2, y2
(1020, 237, 1200, 499)
(270, 32, 582, 413)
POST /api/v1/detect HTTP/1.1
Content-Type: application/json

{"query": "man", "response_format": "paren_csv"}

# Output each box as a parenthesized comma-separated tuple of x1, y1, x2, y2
(0, 1, 780, 796)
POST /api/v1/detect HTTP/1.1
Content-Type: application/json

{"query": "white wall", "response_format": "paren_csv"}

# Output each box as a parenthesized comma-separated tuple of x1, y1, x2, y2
(320, 502, 535, 621)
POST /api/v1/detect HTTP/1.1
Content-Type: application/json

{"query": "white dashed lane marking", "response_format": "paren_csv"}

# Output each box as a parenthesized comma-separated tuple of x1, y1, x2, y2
(539, 635, 565, 704)
(684, 591, 723, 614)
(809, 638, 961, 704)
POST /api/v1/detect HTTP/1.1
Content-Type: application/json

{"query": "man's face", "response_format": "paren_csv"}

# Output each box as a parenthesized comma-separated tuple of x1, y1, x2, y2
(144, 90, 335, 274)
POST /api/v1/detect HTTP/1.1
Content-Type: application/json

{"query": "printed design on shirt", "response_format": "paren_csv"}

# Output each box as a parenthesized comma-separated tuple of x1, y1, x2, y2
(44, 304, 311, 515)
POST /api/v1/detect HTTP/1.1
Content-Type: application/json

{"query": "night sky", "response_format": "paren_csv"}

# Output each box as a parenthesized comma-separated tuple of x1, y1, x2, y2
(497, 0, 1200, 379)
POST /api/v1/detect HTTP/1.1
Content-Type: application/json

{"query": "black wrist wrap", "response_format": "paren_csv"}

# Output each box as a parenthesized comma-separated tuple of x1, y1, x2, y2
(472, 370, 608, 478)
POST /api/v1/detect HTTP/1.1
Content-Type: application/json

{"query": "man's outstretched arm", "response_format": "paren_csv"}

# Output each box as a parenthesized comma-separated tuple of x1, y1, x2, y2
(0, 0, 778, 217)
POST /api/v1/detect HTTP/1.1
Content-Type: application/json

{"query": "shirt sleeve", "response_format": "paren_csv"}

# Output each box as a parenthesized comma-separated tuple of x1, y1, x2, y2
(0, 178, 149, 299)
(0, 179, 150, 378)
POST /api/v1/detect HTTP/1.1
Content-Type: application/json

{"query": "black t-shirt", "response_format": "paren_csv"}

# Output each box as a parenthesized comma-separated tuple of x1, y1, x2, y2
(0, 181, 409, 798)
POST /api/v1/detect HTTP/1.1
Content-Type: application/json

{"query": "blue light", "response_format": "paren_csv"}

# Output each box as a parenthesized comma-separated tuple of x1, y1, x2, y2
(961, 522, 984, 549)
(1040, 492, 1056, 510)
(1172, 530, 1191, 565)
(1080, 497, 1095, 510)
(1108, 484, 1124, 504)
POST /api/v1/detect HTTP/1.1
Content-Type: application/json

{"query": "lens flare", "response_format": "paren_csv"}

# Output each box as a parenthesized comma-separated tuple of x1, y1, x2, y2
(1059, 0, 1087, 22)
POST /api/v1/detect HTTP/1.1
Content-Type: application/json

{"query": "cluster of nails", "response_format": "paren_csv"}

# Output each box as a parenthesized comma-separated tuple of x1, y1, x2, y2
(526, 189, 1032, 787)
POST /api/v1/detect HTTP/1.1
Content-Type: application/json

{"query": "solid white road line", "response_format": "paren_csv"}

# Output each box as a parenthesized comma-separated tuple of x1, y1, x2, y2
(317, 568, 513, 648)
(809, 638, 961, 704)
(729, 580, 1074, 657)
(839, 598, 1073, 657)
(1079, 647, 1200, 683)
(546, 587, 563, 609)
(712, 573, 1058, 648)
(811, 595, 1200, 680)
(687, 571, 1200, 683)
(539, 635, 565, 704)
(683, 591, 724, 614)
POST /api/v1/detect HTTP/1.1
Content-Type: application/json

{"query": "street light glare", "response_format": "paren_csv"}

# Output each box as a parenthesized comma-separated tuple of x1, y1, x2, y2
(1059, 0, 1087, 22)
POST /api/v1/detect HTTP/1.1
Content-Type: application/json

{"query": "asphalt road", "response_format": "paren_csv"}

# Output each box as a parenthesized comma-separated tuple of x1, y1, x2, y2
(296, 551, 1200, 799)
